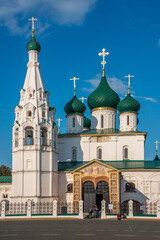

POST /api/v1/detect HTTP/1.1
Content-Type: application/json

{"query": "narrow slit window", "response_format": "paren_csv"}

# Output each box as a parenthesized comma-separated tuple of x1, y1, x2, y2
(127, 115, 129, 126)
(101, 115, 104, 128)
(98, 148, 102, 160)
(73, 117, 75, 128)
(124, 147, 128, 159)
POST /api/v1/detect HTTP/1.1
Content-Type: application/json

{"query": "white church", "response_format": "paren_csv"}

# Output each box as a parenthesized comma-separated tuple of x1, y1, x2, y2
(1, 23, 160, 214)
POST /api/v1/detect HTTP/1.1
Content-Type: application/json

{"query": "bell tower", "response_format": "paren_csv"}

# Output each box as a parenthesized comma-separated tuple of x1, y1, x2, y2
(12, 18, 58, 202)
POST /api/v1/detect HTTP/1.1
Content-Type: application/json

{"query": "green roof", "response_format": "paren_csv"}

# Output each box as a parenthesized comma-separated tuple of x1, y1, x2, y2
(64, 95, 86, 116)
(26, 36, 41, 52)
(59, 129, 147, 137)
(87, 75, 120, 110)
(83, 116, 91, 129)
(58, 160, 160, 172)
(49, 107, 55, 111)
(0, 176, 12, 183)
(117, 93, 140, 113)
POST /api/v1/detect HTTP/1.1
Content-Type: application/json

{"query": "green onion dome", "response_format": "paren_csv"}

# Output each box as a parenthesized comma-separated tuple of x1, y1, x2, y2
(87, 75, 120, 110)
(154, 155, 160, 161)
(83, 116, 91, 129)
(26, 36, 41, 52)
(64, 95, 86, 115)
(117, 93, 140, 113)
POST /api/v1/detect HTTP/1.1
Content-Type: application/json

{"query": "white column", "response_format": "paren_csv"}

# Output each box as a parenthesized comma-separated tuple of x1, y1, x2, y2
(157, 200, 160, 219)
(78, 200, 83, 219)
(1, 201, 6, 218)
(101, 200, 106, 219)
(128, 200, 133, 218)
(53, 200, 57, 217)
(27, 199, 32, 218)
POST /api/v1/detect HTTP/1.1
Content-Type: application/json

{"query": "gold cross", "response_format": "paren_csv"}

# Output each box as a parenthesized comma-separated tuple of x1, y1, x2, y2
(70, 77, 79, 96)
(56, 118, 62, 134)
(29, 17, 37, 37)
(98, 48, 109, 76)
(154, 141, 160, 156)
(79, 97, 87, 103)
(124, 74, 134, 94)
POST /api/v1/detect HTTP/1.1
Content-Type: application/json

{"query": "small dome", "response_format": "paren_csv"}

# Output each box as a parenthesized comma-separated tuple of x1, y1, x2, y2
(87, 76, 120, 110)
(26, 36, 41, 52)
(64, 95, 86, 115)
(83, 116, 91, 129)
(117, 93, 140, 113)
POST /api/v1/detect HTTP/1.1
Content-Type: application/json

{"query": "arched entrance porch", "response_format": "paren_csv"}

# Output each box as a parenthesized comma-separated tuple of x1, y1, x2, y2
(82, 180, 109, 213)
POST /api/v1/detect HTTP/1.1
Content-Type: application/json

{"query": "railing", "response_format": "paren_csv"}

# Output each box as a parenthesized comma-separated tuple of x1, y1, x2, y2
(32, 202, 53, 215)
(5, 202, 27, 216)
(41, 139, 51, 147)
(57, 201, 79, 214)
(24, 138, 34, 146)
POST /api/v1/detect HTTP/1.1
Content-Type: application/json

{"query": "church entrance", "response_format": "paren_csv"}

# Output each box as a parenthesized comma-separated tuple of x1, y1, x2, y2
(82, 181, 109, 213)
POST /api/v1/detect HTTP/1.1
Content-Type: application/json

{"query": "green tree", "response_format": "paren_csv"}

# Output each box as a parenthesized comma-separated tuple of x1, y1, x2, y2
(0, 165, 12, 176)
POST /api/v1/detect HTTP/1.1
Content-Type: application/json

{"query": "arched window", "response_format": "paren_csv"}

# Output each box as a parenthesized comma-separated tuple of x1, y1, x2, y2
(67, 183, 73, 193)
(97, 148, 102, 160)
(125, 182, 135, 192)
(24, 127, 34, 145)
(127, 115, 129, 126)
(42, 111, 45, 118)
(41, 127, 48, 146)
(123, 147, 128, 159)
(101, 115, 104, 128)
(27, 111, 32, 117)
(73, 117, 75, 128)
(72, 147, 77, 161)
(15, 128, 19, 147)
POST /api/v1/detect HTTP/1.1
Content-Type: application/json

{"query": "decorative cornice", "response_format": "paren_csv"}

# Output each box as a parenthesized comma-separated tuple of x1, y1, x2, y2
(119, 112, 138, 116)
(91, 107, 116, 112)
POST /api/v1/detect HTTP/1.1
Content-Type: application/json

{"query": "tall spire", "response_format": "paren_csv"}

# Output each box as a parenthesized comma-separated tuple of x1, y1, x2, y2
(56, 118, 62, 135)
(155, 141, 160, 157)
(70, 77, 79, 96)
(98, 48, 109, 76)
(29, 17, 37, 37)
(124, 74, 134, 94)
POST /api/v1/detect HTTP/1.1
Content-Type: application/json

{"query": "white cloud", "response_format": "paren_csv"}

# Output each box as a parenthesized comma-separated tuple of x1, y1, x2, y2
(83, 74, 159, 104)
(0, 0, 98, 35)
(135, 96, 159, 103)
(83, 74, 128, 95)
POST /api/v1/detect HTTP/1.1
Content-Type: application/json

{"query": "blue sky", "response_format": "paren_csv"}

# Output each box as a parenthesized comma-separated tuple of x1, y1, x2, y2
(0, 0, 160, 166)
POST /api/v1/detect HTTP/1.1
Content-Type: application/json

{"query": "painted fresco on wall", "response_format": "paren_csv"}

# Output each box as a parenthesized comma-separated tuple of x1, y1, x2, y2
(82, 163, 109, 177)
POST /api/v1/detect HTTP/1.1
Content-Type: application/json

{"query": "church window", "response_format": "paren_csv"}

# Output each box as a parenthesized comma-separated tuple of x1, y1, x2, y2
(29, 94, 32, 98)
(127, 115, 129, 125)
(72, 147, 77, 161)
(42, 111, 45, 118)
(101, 115, 104, 128)
(123, 147, 128, 159)
(73, 117, 75, 128)
(24, 127, 34, 145)
(15, 128, 19, 147)
(125, 182, 135, 192)
(97, 148, 102, 160)
(67, 183, 73, 193)
(3, 194, 8, 198)
(27, 111, 32, 117)
(41, 127, 48, 146)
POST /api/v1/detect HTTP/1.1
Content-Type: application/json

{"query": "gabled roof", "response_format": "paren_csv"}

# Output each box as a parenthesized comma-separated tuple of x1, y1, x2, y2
(0, 176, 12, 183)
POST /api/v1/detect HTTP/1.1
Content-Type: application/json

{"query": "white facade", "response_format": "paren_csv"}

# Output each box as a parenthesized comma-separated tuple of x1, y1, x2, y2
(91, 108, 116, 129)
(67, 114, 84, 133)
(119, 112, 138, 132)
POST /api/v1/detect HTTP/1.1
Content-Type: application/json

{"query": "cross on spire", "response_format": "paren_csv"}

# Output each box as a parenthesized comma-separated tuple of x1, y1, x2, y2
(79, 97, 87, 103)
(124, 74, 134, 94)
(29, 17, 37, 37)
(154, 141, 160, 156)
(98, 48, 109, 76)
(56, 118, 62, 135)
(70, 77, 79, 96)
